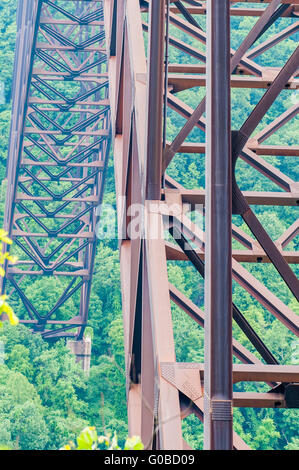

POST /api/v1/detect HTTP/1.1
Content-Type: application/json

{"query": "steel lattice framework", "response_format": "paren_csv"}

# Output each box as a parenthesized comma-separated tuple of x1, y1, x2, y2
(2, 0, 299, 451)
(2, 0, 111, 339)
(104, 0, 299, 450)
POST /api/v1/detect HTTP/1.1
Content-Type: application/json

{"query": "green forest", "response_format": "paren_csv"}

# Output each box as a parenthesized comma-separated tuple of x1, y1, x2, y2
(0, 0, 298, 450)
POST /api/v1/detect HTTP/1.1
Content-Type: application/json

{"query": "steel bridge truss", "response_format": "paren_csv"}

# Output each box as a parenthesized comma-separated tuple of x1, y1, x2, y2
(3, 0, 299, 451)
(2, 0, 111, 339)
(104, 0, 299, 450)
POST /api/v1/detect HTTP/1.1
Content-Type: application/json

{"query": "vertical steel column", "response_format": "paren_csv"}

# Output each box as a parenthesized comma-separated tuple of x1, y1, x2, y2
(204, 0, 233, 450)
(145, 0, 165, 201)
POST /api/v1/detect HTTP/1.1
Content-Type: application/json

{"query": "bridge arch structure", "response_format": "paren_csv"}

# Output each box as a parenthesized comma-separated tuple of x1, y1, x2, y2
(2, 0, 299, 450)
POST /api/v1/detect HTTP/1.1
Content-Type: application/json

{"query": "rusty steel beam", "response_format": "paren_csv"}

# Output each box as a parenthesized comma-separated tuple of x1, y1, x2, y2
(166, 241, 299, 264)
(161, 363, 299, 385)
(203, 0, 233, 450)
(103, 0, 299, 451)
(145, 0, 165, 200)
(168, 73, 299, 92)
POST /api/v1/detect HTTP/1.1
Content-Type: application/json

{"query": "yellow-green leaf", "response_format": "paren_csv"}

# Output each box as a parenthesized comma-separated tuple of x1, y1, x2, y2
(1, 303, 19, 325)
(77, 427, 97, 450)
(6, 255, 18, 264)
(0, 230, 12, 245)
(124, 436, 144, 451)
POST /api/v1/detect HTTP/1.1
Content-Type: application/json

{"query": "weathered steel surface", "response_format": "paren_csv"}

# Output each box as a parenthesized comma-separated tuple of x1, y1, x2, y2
(104, 0, 299, 451)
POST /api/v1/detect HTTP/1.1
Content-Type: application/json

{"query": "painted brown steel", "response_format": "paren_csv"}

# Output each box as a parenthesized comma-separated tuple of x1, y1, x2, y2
(104, 0, 183, 449)
(145, 0, 166, 200)
(103, 0, 299, 450)
(204, 2, 233, 448)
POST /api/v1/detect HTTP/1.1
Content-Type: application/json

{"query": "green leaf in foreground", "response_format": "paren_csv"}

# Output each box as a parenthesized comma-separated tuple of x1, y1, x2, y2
(77, 426, 98, 450)
(124, 436, 144, 451)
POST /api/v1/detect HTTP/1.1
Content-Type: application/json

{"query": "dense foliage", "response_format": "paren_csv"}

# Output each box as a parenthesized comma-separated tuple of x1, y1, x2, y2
(0, 0, 298, 450)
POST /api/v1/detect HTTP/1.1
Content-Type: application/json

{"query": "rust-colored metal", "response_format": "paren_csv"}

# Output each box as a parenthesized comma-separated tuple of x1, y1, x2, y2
(104, 0, 299, 450)
(4, 0, 299, 450)
(204, 0, 233, 450)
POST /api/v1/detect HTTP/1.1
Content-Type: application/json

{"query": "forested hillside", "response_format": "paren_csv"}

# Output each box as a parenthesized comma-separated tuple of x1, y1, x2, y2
(0, 0, 298, 450)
